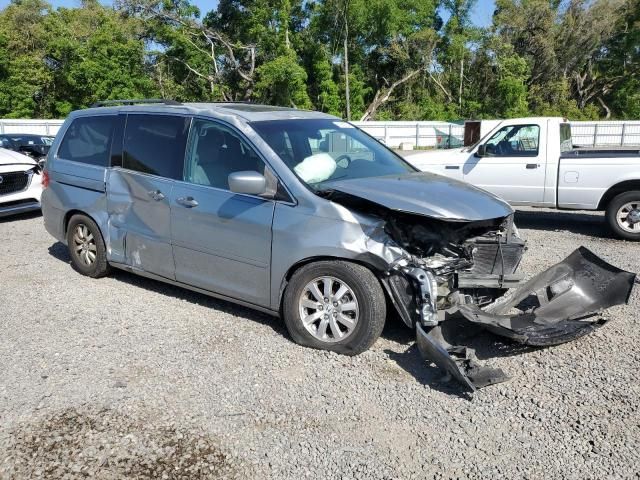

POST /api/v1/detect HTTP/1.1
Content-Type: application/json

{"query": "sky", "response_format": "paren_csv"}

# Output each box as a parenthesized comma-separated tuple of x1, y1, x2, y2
(0, 0, 497, 27)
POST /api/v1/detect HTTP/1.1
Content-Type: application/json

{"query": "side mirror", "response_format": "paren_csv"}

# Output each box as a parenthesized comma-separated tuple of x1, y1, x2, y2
(475, 144, 487, 157)
(228, 171, 267, 196)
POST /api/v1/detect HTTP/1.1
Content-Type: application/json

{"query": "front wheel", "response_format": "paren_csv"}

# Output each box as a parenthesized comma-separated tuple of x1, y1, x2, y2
(282, 261, 386, 355)
(605, 191, 640, 241)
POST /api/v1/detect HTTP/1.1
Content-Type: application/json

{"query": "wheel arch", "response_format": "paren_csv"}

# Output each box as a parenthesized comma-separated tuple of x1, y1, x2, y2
(63, 209, 98, 234)
(597, 180, 640, 210)
(277, 255, 389, 315)
(62, 209, 109, 249)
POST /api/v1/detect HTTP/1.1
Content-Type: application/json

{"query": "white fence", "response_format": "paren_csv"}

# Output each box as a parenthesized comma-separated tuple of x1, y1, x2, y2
(570, 121, 640, 147)
(2, 117, 639, 149)
(351, 121, 464, 148)
(354, 119, 640, 149)
(0, 119, 64, 135)
(1, 117, 468, 148)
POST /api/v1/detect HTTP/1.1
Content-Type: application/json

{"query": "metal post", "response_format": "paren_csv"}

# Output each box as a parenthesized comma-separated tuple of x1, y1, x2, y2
(384, 125, 389, 145)
(415, 123, 420, 148)
(448, 124, 452, 148)
(593, 124, 598, 147)
(621, 123, 626, 146)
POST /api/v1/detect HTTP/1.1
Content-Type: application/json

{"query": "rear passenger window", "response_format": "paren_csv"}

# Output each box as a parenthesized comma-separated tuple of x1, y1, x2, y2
(58, 116, 115, 166)
(123, 115, 190, 179)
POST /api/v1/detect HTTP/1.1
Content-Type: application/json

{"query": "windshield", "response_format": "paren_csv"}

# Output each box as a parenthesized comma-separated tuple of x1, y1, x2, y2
(251, 119, 415, 189)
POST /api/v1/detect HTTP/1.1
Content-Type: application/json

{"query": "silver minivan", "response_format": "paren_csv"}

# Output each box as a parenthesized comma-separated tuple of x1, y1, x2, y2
(42, 100, 635, 390)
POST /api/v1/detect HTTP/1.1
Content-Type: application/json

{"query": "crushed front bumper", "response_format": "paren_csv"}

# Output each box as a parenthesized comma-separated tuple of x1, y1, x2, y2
(414, 247, 636, 391)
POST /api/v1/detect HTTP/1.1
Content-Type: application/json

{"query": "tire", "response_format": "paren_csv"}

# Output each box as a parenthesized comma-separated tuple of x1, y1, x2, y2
(605, 191, 640, 241)
(282, 260, 386, 355)
(66, 214, 111, 278)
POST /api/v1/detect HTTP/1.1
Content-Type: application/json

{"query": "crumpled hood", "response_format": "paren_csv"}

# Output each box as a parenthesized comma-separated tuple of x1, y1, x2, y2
(0, 148, 37, 167)
(322, 172, 513, 222)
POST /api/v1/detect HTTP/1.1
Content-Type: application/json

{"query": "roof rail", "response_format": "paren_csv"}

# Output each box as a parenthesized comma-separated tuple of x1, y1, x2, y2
(90, 99, 182, 108)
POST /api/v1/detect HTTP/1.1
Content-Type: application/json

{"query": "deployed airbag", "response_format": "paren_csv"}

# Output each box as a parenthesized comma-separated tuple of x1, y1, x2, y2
(294, 153, 336, 183)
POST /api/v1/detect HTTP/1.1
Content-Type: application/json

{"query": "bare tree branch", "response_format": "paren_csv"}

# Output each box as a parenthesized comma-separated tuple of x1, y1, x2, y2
(125, 0, 257, 89)
(360, 68, 423, 121)
(597, 96, 611, 119)
(428, 71, 453, 103)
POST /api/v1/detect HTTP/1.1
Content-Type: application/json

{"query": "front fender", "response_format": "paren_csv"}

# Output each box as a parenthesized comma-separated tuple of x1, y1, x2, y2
(270, 203, 408, 310)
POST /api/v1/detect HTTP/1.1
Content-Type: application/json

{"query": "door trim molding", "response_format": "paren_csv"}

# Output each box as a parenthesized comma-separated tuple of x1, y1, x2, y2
(109, 261, 279, 316)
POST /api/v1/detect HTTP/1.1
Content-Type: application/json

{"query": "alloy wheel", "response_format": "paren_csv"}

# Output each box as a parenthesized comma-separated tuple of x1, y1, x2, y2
(72, 224, 97, 266)
(298, 276, 359, 343)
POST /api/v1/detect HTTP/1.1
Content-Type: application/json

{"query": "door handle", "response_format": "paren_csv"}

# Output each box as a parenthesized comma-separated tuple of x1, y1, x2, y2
(176, 196, 199, 208)
(147, 189, 165, 201)
(445, 165, 460, 170)
(526, 163, 539, 169)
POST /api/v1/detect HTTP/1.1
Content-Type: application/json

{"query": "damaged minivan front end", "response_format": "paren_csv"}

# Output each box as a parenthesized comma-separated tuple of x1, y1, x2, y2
(320, 172, 636, 391)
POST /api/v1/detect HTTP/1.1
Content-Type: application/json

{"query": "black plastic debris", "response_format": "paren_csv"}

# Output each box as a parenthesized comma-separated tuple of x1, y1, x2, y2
(416, 247, 636, 391)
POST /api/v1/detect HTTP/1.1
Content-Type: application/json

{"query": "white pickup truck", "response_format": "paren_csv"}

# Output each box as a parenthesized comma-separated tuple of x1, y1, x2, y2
(403, 117, 640, 240)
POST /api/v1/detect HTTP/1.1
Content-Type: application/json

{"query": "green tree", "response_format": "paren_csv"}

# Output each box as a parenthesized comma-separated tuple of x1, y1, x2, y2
(310, 0, 439, 120)
(44, 1, 157, 116)
(308, 46, 342, 116)
(0, 0, 54, 117)
(0, 0, 637, 120)
(254, 52, 312, 107)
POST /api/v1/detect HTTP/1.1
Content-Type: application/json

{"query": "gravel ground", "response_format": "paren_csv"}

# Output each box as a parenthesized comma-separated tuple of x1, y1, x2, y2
(0, 207, 638, 479)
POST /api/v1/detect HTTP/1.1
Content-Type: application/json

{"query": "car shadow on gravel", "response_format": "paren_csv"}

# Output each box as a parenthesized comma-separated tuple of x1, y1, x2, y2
(48, 241, 71, 263)
(514, 209, 612, 238)
(385, 345, 474, 398)
(381, 314, 415, 345)
(47, 241, 288, 337)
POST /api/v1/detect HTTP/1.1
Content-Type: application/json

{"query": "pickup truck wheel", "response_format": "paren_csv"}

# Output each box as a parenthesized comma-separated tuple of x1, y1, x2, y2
(606, 191, 640, 241)
(66, 214, 111, 278)
(283, 261, 386, 356)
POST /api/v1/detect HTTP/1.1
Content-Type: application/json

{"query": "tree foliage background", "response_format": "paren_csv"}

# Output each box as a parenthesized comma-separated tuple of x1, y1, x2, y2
(0, 0, 637, 120)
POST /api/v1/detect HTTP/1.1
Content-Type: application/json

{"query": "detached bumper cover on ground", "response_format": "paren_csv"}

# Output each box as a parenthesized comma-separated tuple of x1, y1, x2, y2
(416, 247, 637, 391)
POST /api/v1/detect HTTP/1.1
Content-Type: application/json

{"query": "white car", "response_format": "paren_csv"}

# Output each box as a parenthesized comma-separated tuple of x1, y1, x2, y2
(0, 147, 43, 217)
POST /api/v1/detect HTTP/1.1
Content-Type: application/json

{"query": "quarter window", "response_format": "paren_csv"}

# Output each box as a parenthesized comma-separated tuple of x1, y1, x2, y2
(58, 116, 115, 166)
(123, 115, 190, 179)
(484, 125, 540, 157)
(184, 119, 264, 190)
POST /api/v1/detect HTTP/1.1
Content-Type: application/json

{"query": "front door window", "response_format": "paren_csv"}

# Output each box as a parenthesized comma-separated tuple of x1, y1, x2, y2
(484, 125, 540, 157)
(184, 119, 265, 189)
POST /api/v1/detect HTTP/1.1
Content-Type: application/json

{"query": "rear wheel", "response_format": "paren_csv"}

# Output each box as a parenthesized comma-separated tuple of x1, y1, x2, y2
(66, 214, 111, 278)
(282, 261, 386, 355)
(606, 191, 640, 241)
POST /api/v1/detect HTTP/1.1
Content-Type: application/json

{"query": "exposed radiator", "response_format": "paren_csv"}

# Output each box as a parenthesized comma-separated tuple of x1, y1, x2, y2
(467, 238, 525, 275)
